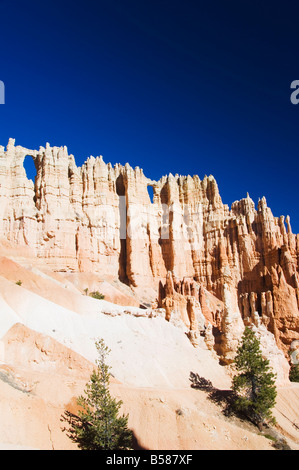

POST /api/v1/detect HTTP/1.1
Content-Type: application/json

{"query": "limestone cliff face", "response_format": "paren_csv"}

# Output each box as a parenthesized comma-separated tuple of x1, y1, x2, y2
(0, 138, 298, 363)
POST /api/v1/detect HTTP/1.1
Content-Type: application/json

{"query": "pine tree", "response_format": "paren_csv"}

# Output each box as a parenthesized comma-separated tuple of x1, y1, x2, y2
(289, 345, 299, 382)
(289, 364, 299, 382)
(61, 338, 133, 450)
(232, 327, 277, 429)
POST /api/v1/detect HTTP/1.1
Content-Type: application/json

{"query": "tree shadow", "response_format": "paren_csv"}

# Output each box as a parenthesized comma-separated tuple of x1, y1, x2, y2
(189, 372, 241, 419)
(189, 372, 294, 447)
(131, 431, 148, 450)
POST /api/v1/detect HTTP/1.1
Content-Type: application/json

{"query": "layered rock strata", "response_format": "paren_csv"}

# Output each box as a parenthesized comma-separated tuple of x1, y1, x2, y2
(0, 139, 298, 362)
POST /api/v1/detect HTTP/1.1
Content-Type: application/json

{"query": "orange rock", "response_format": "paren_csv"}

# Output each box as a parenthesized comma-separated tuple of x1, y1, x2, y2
(0, 138, 298, 360)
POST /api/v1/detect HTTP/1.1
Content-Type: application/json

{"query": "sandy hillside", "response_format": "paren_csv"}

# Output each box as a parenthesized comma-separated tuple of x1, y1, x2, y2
(0, 254, 298, 450)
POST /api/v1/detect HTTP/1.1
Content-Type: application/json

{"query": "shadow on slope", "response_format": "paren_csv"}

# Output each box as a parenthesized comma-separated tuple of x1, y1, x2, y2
(189, 371, 242, 420)
(131, 431, 148, 450)
(189, 371, 293, 450)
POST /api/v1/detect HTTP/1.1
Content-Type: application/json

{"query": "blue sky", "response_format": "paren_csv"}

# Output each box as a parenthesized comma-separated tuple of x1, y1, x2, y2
(1, 0, 299, 231)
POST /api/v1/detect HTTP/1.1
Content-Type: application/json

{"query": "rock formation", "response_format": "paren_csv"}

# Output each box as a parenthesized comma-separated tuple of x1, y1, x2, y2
(0, 138, 298, 365)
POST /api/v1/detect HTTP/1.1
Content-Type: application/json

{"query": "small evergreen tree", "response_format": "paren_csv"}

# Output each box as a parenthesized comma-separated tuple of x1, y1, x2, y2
(61, 338, 133, 450)
(289, 364, 299, 382)
(289, 344, 299, 382)
(232, 327, 277, 429)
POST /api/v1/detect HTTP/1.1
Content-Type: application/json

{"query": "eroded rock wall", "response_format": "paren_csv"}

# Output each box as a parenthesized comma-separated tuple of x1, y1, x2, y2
(0, 138, 298, 360)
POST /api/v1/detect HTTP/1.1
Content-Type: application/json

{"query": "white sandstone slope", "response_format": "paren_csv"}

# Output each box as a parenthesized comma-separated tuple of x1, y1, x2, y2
(0, 270, 230, 390)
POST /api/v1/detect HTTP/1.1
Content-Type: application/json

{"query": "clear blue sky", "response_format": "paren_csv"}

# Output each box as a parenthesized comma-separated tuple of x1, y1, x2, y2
(1, 0, 299, 231)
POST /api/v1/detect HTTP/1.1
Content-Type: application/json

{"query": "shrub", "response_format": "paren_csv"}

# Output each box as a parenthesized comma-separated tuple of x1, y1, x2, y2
(89, 291, 105, 300)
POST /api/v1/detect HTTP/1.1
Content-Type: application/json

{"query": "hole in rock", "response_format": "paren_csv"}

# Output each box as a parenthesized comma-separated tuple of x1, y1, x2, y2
(24, 155, 37, 183)
(147, 185, 154, 203)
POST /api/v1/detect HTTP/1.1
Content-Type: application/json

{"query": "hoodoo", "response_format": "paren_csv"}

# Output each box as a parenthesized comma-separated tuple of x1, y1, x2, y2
(0, 138, 298, 365)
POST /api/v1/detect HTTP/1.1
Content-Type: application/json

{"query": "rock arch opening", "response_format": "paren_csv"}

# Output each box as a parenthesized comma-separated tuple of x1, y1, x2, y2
(24, 154, 37, 184)
(147, 185, 154, 203)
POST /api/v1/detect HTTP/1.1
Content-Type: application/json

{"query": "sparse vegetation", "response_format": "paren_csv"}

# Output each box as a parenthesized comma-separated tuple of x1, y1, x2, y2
(82, 288, 105, 300)
(263, 432, 291, 450)
(231, 327, 277, 429)
(272, 437, 291, 450)
(89, 291, 105, 300)
(15, 280, 22, 286)
(61, 338, 133, 450)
